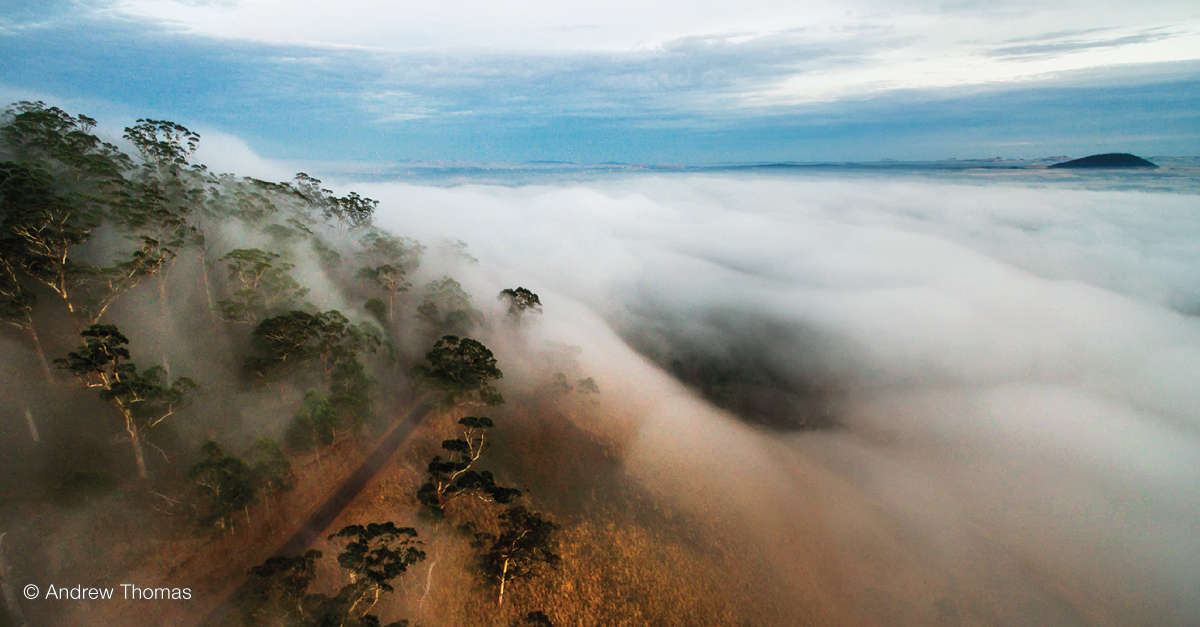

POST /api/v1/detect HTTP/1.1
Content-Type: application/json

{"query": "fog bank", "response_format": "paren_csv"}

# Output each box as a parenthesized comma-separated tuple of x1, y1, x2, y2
(365, 173, 1200, 625)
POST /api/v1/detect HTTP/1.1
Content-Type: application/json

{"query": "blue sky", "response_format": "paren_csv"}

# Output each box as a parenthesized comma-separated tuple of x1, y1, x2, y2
(1, 0, 1198, 165)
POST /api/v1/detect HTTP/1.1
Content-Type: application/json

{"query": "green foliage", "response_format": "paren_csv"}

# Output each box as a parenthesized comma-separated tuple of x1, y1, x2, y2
(54, 324, 197, 478)
(327, 522, 426, 592)
(329, 359, 374, 428)
(364, 297, 387, 326)
(576, 377, 600, 395)
(244, 549, 323, 622)
(55, 324, 197, 419)
(290, 172, 377, 229)
(245, 309, 380, 382)
(470, 506, 562, 607)
(188, 440, 259, 528)
(218, 248, 309, 324)
(242, 523, 423, 627)
(416, 276, 483, 337)
(287, 389, 340, 451)
(359, 231, 424, 273)
(412, 335, 504, 407)
(122, 119, 199, 170)
(358, 264, 409, 306)
(416, 416, 521, 520)
(247, 437, 296, 495)
(499, 287, 542, 318)
(2, 101, 131, 180)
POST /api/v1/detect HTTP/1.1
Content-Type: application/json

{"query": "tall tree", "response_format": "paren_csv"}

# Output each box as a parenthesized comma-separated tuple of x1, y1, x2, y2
(217, 249, 309, 324)
(54, 324, 197, 479)
(416, 416, 521, 520)
(470, 506, 561, 608)
(499, 287, 542, 320)
(416, 277, 483, 337)
(2, 101, 131, 184)
(122, 119, 199, 171)
(412, 335, 504, 408)
(188, 440, 259, 529)
(243, 524, 424, 627)
(244, 309, 380, 382)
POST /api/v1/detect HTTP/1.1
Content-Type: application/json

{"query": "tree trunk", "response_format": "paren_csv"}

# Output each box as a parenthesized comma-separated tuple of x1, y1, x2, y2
(126, 411, 150, 480)
(199, 251, 217, 325)
(23, 408, 39, 444)
(27, 319, 52, 382)
(498, 558, 509, 607)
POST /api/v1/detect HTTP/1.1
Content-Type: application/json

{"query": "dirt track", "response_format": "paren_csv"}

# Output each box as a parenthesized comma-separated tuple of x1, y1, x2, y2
(197, 399, 433, 627)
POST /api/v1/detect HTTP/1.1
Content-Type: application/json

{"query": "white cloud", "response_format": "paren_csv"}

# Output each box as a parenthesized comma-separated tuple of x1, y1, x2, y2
(355, 172, 1200, 621)
(191, 128, 293, 180)
(101, 0, 1200, 103)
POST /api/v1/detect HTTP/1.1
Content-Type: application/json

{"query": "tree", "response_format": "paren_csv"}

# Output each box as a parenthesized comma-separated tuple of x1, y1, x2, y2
(2, 101, 131, 182)
(247, 437, 295, 496)
(54, 324, 197, 479)
(189, 440, 259, 529)
(470, 506, 561, 608)
(287, 389, 341, 451)
(243, 523, 423, 627)
(217, 248, 309, 324)
(243, 550, 323, 624)
(416, 416, 521, 520)
(122, 119, 199, 171)
(412, 335, 504, 407)
(359, 231, 424, 273)
(328, 191, 377, 230)
(0, 160, 100, 319)
(0, 160, 178, 326)
(357, 265, 409, 326)
(499, 287, 542, 320)
(290, 173, 378, 230)
(0, 165, 52, 376)
(244, 309, 380, 382)
(416, 277, 484, 337)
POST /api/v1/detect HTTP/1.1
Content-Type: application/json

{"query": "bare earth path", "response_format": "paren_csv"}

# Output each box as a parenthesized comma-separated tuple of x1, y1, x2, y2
(197, 399, 433, 627)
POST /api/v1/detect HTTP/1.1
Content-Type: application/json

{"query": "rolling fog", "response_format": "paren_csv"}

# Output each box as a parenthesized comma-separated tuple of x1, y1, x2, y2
(362, 173, 1200, 625)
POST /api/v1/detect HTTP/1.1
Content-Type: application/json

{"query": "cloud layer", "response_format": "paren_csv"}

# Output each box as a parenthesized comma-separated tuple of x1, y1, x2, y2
(365, 172, 1200, 623)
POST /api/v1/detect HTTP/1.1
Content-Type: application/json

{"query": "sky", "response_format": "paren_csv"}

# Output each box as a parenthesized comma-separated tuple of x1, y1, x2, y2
(0, 0, 1198, 164)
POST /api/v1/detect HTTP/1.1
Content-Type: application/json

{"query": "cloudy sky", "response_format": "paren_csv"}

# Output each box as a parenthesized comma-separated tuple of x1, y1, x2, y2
(1, 0, 1198, 164)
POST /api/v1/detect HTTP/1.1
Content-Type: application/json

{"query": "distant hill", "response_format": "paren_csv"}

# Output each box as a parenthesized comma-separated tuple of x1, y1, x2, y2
(1049, 153, 1158, 169)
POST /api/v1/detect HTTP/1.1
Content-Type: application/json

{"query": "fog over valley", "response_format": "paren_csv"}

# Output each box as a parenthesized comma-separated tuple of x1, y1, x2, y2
(358, 172, 1200, 624)
(0, 106, 1197, 627)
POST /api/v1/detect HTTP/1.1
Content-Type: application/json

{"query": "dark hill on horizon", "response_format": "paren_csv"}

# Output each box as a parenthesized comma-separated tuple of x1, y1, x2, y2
(1050, 153, 1158, 169)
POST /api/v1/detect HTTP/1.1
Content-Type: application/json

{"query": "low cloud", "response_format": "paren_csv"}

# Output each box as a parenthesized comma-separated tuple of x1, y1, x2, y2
(363, 172, 1200, 623)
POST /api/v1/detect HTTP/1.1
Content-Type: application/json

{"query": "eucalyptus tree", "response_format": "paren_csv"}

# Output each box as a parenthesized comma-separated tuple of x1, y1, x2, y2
(217, 248, 309, 324)
(0, 162, 53, 376)
(357, 231, 423, 325)
(55, 324, 198, 479)
(244, 309, 380, 382)
(499, 287, 542, 319)
(416, 277, 483, 337)
(0, 111, 183, 327)
(188, 440, 259, 529)
(412, 335, 504, 408)
(469, 506, 561, 608)
(1, 101, 132, 184)
(416, 416, 521, 520)
(290, 172, 378, 230)
(243, 523, 425, 627)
